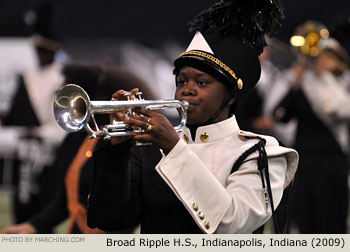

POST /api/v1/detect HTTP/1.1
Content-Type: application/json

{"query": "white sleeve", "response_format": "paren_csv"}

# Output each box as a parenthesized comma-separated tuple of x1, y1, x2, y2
(155, 139, 287, 233)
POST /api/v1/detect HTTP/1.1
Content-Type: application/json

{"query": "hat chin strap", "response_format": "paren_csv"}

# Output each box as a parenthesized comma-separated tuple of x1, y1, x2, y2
(203, 92, 234, 125)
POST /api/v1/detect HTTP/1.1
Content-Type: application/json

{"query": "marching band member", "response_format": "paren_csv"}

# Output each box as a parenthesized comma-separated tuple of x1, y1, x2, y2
(87, 0, 298, 233)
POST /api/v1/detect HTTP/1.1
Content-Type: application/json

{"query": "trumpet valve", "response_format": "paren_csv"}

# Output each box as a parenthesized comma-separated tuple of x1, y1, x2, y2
(135, 92, 143, 100)
(124, 92, 131, 101)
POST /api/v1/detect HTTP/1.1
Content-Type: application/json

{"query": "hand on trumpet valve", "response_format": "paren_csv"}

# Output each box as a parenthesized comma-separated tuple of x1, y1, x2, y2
(111, 88, 140, 102)
(123, 107, 180, 154)
(109, 88, 140, 145)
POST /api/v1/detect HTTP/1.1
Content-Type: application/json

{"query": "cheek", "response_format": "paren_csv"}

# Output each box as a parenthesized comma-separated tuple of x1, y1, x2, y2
(205, 88, 229, 110)
(196, 89, 221, 113)
(174, 87, 182, 100)
(203, 87, 226, 104)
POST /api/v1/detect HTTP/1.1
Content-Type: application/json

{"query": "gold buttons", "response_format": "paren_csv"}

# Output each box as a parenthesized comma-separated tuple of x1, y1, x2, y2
(204, 220, 210, 229)
(200, 132, 209, 142)
(198, 211, 205, 220)
(192, 203, 199, 211)
(183, 134, 189, 143)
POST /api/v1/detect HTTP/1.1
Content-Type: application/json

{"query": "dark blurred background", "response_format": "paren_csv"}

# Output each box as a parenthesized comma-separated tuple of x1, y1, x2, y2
(1, 0, 350, 47)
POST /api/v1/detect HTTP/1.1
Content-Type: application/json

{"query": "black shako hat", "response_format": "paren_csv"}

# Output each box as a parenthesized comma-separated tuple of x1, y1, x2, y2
(174, 0, 284, 112)
(31, 0, 62, 52)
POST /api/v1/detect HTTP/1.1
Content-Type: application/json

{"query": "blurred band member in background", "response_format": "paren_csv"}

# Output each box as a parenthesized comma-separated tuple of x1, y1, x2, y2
(274, 27, 350, 233)
(0, 0, 66, 232)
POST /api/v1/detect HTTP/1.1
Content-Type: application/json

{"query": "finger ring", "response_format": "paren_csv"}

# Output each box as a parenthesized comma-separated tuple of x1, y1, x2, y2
(147, 117, 151, 123)
(146, 124, 152, 132)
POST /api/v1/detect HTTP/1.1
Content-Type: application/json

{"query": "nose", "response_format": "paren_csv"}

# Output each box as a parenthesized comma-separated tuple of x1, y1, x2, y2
(182, 81, 197, 96)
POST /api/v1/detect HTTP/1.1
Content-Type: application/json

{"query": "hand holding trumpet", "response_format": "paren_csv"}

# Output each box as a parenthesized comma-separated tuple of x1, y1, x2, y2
(108, 88, 139, 145)
(124, 107, 180, 154)
(110, 88, 180, 154)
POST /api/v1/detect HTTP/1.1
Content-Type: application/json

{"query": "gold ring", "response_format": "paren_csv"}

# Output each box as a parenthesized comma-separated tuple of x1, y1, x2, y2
(147, 117, 151, 123)
(146, 124, 152, 132)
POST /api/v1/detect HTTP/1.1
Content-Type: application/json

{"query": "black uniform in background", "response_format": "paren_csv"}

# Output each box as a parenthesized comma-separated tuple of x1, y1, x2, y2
(27, 133, 85, 233)
(274, 88, 348, 233)
(2, 76, 61, 233)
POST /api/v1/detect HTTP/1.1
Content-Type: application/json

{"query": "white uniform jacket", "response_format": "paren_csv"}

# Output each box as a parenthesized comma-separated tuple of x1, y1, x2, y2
(156, 115, 298, 233)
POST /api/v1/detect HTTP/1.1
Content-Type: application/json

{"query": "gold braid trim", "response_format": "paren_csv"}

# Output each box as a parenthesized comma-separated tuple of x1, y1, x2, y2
(179, 50, 243, 89)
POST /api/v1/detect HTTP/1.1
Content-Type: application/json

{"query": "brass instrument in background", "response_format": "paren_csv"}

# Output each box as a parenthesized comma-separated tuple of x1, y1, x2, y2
(290, 20, 330, 58)
(54, 84, 189, 140)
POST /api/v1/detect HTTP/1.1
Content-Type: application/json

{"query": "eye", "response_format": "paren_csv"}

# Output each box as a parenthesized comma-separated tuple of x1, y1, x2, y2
(176, 79, 187, 87)
(197, 80, 208, 87)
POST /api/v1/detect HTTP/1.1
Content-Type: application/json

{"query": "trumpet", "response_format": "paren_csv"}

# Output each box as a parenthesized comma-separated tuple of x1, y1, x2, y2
(53, 84, 189, 140)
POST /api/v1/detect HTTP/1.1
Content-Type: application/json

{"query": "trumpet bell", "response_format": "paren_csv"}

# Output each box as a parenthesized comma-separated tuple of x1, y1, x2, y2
(54, 84, 91, 132)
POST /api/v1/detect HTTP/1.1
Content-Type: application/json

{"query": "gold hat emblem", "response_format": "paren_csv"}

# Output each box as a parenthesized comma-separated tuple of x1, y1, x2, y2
(237, 78, 243, 89)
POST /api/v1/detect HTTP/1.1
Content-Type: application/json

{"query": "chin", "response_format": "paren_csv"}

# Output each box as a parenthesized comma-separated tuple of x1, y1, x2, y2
(185, 119, 196, 127)
(186, 118, 206, 127)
